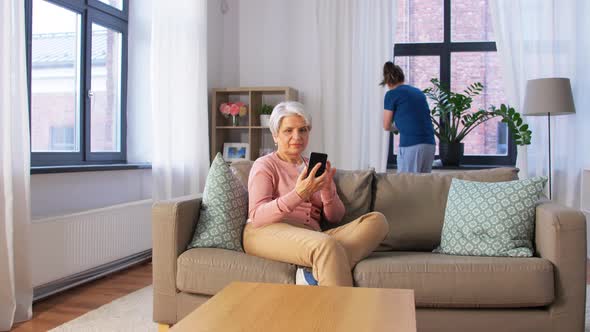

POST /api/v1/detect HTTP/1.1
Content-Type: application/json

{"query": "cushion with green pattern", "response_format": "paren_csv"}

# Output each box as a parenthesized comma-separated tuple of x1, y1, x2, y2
(434, 176, 547, 257)
(187, 153, 248, 251)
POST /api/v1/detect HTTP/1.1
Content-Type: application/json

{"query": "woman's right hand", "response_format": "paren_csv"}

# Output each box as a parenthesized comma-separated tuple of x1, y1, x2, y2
(295, 162, 327, 201)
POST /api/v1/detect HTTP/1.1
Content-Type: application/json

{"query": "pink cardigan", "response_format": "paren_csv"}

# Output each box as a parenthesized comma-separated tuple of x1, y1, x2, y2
(247, 152, 345, 231)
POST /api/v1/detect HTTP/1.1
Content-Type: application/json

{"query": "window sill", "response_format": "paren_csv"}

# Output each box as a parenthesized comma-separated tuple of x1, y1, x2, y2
(387, 164, 514, 171)
(432, 164, 513, 170)
(31, 163, 152, 174)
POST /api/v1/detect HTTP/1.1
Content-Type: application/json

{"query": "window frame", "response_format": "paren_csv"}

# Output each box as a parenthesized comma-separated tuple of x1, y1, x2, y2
(25, 0, 129, 166)
(387, 0, 516, 168)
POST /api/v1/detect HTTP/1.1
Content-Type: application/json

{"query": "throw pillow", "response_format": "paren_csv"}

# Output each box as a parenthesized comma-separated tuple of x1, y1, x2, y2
(434, 176, 547, 257)
(187, 153, 248, 251)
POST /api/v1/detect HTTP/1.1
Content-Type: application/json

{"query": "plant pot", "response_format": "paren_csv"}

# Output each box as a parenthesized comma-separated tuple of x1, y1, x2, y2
(260, 114, 271, 127)
(439, 142, 464, 166)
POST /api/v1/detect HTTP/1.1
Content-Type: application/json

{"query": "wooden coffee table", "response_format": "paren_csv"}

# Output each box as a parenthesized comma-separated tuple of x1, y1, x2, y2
(169, 282, 416, 332)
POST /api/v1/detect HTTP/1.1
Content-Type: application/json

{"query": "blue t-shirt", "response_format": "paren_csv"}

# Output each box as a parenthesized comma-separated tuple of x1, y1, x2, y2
(384, 85, 435, 147)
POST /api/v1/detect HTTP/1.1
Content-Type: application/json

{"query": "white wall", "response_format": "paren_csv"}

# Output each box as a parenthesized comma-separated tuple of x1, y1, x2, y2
(239, 0, 323, 152)
(208, 0, 240, 90)
(31, 170, 151, 219)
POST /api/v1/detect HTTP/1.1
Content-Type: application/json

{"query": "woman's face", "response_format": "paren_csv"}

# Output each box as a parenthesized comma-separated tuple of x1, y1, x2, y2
(274, 115, 310, 157)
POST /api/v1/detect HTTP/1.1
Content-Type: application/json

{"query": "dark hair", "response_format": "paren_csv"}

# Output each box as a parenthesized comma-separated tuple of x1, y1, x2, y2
(379, 61, 405, 87)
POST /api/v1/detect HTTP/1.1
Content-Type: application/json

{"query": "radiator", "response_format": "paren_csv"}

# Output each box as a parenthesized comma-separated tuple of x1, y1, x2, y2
(31, 199, 153, 287)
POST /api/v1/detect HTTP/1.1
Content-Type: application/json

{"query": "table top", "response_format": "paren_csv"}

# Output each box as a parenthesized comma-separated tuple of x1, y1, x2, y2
(171, 282, 416, 332)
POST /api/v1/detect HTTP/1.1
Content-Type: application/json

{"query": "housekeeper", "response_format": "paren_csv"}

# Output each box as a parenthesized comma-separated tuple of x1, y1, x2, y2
(381, 61, 436, 173)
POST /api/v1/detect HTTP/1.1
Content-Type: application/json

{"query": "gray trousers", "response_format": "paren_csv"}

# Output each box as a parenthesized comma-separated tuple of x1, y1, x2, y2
(397, 144, 435, 173)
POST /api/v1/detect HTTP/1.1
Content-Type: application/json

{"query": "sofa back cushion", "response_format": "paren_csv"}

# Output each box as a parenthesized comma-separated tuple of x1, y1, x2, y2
(229, 160, 254, 189)
(373, 168, 519, 251)
(322, 169, 374, 229)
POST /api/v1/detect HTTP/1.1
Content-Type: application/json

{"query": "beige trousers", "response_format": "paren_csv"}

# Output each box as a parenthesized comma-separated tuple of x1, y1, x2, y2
(243, 212, 389, 287)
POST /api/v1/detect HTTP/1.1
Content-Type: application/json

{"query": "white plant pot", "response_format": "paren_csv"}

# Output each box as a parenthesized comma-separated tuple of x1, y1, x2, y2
(260, 114, 271, 127)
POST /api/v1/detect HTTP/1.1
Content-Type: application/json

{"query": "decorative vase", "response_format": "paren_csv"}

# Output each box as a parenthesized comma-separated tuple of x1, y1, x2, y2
(439, 142, 464, 166)
(231, 115, 239, 127)
(260, 114, 271, 127)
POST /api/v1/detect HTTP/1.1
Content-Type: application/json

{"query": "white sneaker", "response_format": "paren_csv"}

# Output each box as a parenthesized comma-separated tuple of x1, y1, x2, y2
(295, 266, 318, 286)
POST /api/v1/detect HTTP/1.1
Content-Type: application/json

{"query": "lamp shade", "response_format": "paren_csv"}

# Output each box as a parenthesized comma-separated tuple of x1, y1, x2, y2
(523, 78, 576, 116)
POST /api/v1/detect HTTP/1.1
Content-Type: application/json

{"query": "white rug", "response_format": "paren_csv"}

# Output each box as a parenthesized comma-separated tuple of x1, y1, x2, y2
(49, 284, 590, 331)
(48, 286, 157, 332)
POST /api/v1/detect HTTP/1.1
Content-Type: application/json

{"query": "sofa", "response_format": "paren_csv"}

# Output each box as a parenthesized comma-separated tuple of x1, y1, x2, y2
(152, 163, 587, 332)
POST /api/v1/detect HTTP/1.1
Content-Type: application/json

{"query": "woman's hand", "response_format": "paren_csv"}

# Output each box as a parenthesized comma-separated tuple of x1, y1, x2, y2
(391, 123, 399, 135)
(295, 162, 328, 201)
(320, 161, 336, 195)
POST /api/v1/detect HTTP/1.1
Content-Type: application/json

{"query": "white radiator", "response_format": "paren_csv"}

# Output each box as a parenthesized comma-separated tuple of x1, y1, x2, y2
(31, 199, 153, 287)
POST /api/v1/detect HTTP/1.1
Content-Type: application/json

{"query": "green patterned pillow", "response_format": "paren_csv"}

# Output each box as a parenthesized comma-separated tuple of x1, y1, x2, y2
(187, 153, 248, 251)
(434, 176, 547, 257)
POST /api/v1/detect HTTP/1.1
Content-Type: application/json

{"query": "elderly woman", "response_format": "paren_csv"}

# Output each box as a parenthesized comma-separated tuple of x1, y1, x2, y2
(243, 101, 389, 286)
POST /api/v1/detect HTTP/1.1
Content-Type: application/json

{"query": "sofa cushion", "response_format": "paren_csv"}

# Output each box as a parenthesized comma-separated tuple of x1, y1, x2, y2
(373, 167, 519, 251)
(187, 153, 248, 251)
(177, 248, 296, 296)
(322, 168, 375, 230)
(229, 160, 254, 189)
(353, 251, 554, 308)
(435, 177, 547, 257)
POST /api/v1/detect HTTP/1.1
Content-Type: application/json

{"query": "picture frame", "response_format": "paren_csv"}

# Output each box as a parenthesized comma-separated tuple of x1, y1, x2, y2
(223, 143, 250, 162)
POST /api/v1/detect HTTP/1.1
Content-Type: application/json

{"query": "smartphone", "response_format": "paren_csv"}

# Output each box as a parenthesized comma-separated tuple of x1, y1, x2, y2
(306, 152, 328, 178)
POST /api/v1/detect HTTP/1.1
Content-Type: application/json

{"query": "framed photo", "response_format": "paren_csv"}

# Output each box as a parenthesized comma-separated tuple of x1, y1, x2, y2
(223, 143, 249, 162)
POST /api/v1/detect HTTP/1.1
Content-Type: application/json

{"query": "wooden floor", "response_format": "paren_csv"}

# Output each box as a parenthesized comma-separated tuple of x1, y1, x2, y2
(10, 261, 152, 332)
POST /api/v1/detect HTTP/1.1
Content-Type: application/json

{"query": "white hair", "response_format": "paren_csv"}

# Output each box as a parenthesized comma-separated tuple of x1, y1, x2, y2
(269, 101, 312, 136)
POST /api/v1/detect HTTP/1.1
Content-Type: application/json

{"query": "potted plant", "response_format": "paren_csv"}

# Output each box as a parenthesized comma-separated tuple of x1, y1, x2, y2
(423, 78, 532, 166)
(259, 104, 273, 127)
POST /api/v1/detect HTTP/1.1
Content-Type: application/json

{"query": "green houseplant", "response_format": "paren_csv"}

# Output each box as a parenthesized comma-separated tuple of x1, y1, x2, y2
(423, 78, 532, 166)
(259, 104, 273, 127)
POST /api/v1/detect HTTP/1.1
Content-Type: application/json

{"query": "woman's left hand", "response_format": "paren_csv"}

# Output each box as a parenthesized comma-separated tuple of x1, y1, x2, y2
(320, 161, 336, 195)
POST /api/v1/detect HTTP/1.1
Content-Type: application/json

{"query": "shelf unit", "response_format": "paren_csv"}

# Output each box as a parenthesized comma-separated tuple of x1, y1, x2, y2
(210, 87, 298, 162)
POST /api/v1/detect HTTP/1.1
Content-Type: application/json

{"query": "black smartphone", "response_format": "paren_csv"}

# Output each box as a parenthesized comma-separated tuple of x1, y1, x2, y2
(306, 152, 328, 178)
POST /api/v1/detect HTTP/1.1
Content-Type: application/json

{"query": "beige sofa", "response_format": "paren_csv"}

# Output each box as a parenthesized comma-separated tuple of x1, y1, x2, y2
(153, 164, 587, 332)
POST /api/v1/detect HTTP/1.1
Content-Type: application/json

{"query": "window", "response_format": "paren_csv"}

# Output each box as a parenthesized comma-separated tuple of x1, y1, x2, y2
(26, 0, 128, 166)
(50, 126, 75, 151)
(388, 0, 515, 168)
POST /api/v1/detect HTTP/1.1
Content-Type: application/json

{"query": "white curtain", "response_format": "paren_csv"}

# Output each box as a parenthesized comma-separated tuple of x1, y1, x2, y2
(316, 0, 396, 172)
(151, 0, 210, 200)
(0, 0, 33, 330)
(490, 0, 590, 207)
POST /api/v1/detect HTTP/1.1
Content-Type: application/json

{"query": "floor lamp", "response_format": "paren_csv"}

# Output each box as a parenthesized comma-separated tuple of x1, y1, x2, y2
(523, 78, 576, 200)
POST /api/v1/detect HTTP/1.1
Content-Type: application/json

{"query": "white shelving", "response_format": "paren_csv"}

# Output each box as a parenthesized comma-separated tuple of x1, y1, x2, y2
(210, 87, 298, 162)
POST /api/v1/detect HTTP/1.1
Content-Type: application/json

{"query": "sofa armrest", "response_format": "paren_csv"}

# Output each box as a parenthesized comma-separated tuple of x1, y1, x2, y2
(535, 201, 586, 329)
(152, 195, 202, 324)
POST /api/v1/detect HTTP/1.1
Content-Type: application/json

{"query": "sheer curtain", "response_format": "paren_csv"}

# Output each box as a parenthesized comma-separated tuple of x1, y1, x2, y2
(490, 0, 590, 207)
(0, 0, 33, 330)
(151, 0, 210, 200)
(316, 0, 396, 172)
